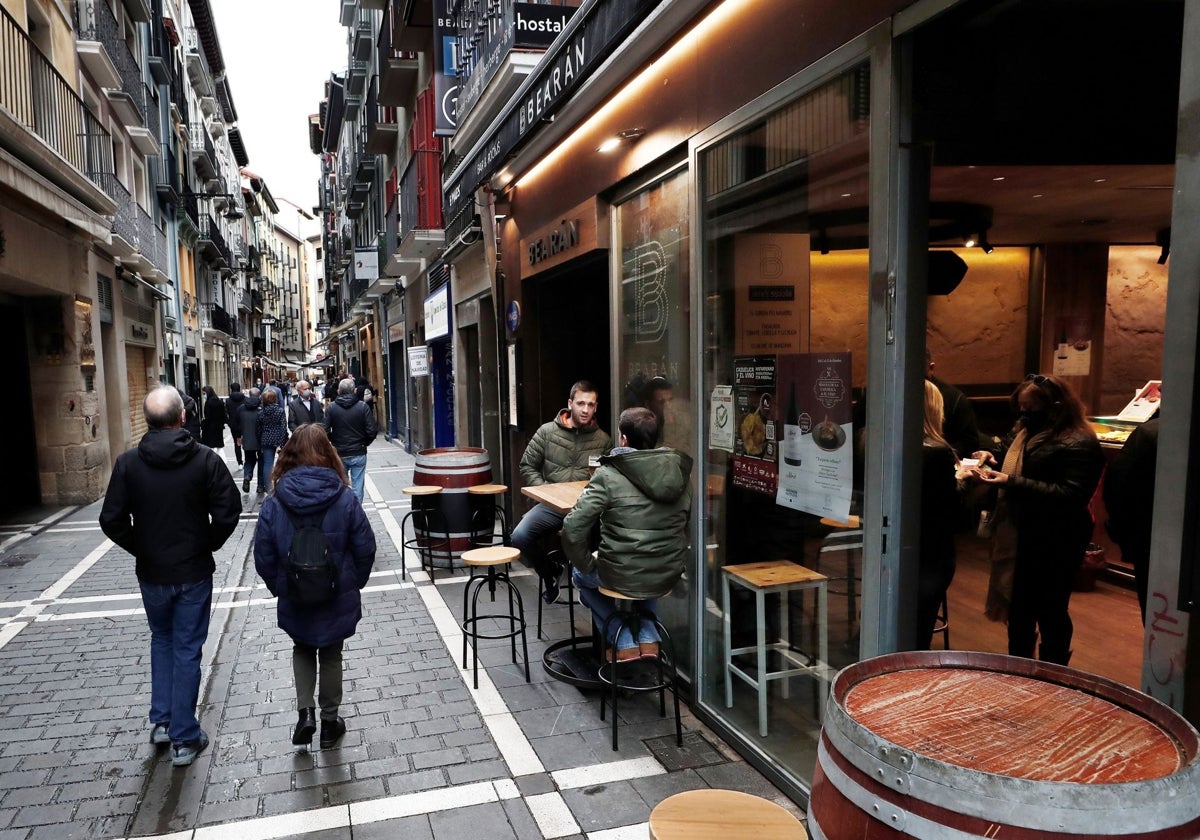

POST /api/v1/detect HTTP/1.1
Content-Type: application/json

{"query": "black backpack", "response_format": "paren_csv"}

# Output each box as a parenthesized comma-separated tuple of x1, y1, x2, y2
(284, 508, 338, 605)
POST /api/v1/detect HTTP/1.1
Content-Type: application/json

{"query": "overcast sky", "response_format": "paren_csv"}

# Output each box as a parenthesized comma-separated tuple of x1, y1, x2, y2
(206, 0, 346, 237)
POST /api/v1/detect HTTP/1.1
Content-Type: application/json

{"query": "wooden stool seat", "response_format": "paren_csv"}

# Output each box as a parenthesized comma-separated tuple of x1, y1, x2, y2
(649, 789, 807, 839)
(403, 485, 443, 496)
(461, 546, 520, 567)
(468, 483, 508, 494)
(819, 514, 860, 529)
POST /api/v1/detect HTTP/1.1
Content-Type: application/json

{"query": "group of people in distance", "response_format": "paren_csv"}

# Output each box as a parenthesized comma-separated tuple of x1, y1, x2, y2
(100, 377, 379, 766)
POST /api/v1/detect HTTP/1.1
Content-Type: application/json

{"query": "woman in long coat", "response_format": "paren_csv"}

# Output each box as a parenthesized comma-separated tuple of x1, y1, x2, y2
(200, 385, 227, 453)
(256, 388, 289, 493)
(253, 425, 376, 749)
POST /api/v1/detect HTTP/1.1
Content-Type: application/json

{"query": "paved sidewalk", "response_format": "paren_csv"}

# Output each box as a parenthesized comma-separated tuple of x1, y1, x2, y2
(0, 440, 803, 839)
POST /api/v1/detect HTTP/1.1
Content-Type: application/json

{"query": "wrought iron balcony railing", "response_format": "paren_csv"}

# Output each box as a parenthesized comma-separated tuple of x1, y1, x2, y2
(74, 0, 146, 126)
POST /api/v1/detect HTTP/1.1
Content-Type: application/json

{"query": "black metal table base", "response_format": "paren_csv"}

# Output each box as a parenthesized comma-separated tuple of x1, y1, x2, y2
(542, 636, 604, 689)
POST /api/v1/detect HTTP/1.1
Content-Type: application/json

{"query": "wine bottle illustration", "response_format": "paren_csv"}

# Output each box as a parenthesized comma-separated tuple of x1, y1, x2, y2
(784, 382, 802, 467)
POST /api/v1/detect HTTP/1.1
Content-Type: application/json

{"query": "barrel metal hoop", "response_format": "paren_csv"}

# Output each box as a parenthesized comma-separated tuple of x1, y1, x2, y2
(822, 693, 1200, 833)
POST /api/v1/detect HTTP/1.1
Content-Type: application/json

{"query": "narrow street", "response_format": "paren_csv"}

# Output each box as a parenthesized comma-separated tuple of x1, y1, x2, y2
(0, 440, 797, 840)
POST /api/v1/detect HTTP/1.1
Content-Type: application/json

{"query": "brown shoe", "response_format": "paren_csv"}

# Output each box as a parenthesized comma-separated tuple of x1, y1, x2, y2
(605, 646, 640, 663)
(639, 642, 660, 660)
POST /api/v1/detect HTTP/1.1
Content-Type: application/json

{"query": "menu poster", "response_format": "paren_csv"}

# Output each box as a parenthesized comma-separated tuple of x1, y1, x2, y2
(709, 385, 735, 452)
(1117, 379, 1162, 423)
(775, 352, 854, 519)
(731, 355, 778, 495)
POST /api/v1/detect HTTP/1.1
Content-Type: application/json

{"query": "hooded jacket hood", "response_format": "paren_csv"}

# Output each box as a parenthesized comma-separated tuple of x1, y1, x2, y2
(554, 407, 599, 434)
(272, 466, 350, 516)
(335, 392, 361, 409)
(138, 427, 200, 468)
(227, 390, 246, 407)
(604, 448, 692, 503)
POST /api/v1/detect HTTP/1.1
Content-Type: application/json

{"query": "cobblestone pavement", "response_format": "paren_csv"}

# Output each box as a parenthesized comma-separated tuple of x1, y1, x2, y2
(0, 440, 802, 839)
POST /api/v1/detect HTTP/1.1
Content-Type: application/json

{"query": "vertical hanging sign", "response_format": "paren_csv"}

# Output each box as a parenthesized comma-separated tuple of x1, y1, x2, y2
(433, 0, 458, 136)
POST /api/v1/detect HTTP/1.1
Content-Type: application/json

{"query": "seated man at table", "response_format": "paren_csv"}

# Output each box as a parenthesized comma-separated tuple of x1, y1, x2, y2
(513, 380, 612, 603)
(561, 407, 693, 662)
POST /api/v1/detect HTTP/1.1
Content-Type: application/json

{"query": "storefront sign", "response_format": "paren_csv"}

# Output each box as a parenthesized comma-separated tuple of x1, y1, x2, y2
(775, 352, 853, 520)
(261, 316, 278, 326)
(433, 0, 458, 136)
(505, 300, 521, 333)
(127, 319, 155, 347)
(424, 285, 450, 340)
(443, 0, 656, 225)
(519, 197, 608, 277)
(388, 322, 404, 343)
(354, 248, 379, 283)
(408, 345, 429, 377)
(514, 2, 575, 48)
(734, 232, 811, 354)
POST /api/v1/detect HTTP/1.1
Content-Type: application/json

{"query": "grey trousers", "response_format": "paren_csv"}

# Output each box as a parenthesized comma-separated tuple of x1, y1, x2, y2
(293, 641, 344, 720)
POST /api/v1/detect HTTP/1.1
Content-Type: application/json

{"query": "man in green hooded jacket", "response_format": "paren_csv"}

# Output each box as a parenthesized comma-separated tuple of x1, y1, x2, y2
(562, 407, 693, 662)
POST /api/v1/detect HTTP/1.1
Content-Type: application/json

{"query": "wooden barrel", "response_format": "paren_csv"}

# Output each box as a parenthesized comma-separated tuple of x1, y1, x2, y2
(413, 447, 492, 564)
(808, 651, 1200, 840)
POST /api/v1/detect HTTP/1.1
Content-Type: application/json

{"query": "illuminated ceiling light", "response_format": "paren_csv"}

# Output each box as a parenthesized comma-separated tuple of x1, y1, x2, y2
(992, 176, 1005, 181)
(961, 233, 978, 249)
(978, 232, 994, 254)
(597, 128, 646, 153)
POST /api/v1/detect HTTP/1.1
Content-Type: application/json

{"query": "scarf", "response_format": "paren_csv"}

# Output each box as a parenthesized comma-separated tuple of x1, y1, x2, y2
(985, 428, 1027, 622)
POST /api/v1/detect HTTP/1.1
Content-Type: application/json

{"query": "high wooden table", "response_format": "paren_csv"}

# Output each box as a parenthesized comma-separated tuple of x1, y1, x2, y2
(648, 789, 807, 839)
(520, 480, 588, 514)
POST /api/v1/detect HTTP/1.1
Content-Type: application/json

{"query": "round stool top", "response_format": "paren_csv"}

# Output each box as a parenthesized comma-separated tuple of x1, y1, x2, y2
(649, 789, 807, 840)
(404, 485, 443, 496)
(819, 514, 860, 529)
(461, 546, 521, 567)
(468, 483, 508, 495)
(597, 585, 670, 601)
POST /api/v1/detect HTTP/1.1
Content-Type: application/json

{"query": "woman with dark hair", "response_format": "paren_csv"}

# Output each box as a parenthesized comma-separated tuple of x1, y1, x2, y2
(917, 380, 959, 649)
(253, 425, 376, 750)
(199, 385, 227, 456)
(256, 388, 289, 494)
(969, 373, 1104, 665)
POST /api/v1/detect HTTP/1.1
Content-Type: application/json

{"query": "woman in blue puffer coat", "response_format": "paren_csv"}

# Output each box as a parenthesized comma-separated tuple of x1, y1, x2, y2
(254, 425, 376, 749)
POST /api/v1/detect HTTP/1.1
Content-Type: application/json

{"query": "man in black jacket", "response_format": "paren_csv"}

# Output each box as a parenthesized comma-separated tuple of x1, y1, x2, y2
(288, 379, 324, 432)
(100, 386, 241, 768)
(324, 377, 378, 502)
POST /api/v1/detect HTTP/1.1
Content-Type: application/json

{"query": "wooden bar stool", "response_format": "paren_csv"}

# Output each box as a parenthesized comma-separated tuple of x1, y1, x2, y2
(460, 545, 529, 690)
(595, 586, 681, 752)
(817, 515, 862, 630)
(648, 789, 808, 839)
(402, 485, 447, 579)
(467, 483, 509, 548)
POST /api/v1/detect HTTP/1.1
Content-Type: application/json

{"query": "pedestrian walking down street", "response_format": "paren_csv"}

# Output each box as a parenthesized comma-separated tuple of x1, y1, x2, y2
(288, 379, 325, 432)
(99, 385, 241, 767)
(257, 388, 289, 494)
(324, 377, 378, 503)
(178, 387, 202, 441)
(238, 388, 263, 493)
(200, 385, 227, 457)
(226, 382, 246, 466)
(253, 425, 376, 750)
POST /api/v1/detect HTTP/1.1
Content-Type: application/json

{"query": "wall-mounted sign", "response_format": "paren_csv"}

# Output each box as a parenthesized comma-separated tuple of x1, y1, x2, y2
(354, 248, 379, 283)
(433, 0, 457, 137)
(261, 316, 278, 326)
(519, 197, 608, 278)
(408, 345, 430, 377)
(316, 321, 330, 332)
(506, 300, 521, 334)
(513, 2, 576, 48)
(424, 285, 450, 340)
(127, 319, 155, 347)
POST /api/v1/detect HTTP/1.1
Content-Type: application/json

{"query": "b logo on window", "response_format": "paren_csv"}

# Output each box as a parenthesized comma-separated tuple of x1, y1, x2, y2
(632, 241, 668, 344)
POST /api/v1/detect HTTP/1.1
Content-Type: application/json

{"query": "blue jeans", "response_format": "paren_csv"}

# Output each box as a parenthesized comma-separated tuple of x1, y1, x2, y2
(573, 569, 659, 650)
(260, 446, 277, 491)
(243, 449, 263, 488)
(511, 503, 566, 578)
(342, 454, 367, 502)
(140, 577, 213, 745)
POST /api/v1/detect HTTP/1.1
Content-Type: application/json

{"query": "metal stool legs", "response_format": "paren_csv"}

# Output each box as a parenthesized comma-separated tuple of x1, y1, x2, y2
(460, 564, 530, 690)
(597, 603, 682, 752)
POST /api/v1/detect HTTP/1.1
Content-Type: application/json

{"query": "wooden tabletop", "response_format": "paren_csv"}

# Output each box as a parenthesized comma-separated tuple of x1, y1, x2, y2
(648, 789, 807, 839)
(723, 560, 827, 590)
(520, 481, 588, 514)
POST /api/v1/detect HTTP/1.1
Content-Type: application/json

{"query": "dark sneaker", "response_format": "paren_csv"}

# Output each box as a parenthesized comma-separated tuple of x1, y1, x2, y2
(150, 723, 170, 747)
(242, 478, 250, 493)
(319, 716, 346, 749)
(171, 731, 209, 767)
(541, 575, 561, 605)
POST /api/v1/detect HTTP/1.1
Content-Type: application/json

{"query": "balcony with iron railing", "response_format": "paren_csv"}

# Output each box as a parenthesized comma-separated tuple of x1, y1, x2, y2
(73, 0, 146, 127)
(365, 74, 400, 154)
(0, 5, 115, 211)
(377, 10, 420, 107)
(189, 122, 217, 180)
(169, 57, 187, 123)
(95, 172, 138, 261)
(211, 303, 237, 337)
(390, 147, 444, 269)
(136, 205, 168, 278)
(183, 26, 216, 101)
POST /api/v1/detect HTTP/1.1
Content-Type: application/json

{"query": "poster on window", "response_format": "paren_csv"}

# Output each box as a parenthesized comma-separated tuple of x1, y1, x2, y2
(775, 352, 853, 519)
(731, 355, 778, 495)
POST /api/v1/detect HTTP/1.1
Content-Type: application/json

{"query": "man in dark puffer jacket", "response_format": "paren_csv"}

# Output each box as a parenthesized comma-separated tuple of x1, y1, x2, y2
(513, 379, 611, 603)
(100, 386, 241, 767)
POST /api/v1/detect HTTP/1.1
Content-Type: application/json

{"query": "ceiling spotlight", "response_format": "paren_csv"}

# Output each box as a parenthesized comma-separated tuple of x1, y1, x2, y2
(962, 233, 978, 249)
(1156, 227, 1171, 265)
(978, 232, 994, 254)
(597, 128, 646, 153)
